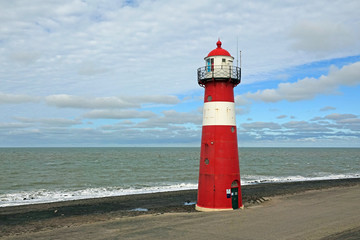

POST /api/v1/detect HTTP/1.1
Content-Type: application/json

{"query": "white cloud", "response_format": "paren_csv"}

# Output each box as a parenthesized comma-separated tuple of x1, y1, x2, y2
(131, 95, 180, 105)
(0, 92, 40, 104)
(234, 95, 250, 106)
(136, 110, 202, 128)
(290, 20, 357, 54)
(235, 107, 249, 115)
(320, 106, 336, 112)
(77, 61, 109, 76)
(324, 113, 357, 121)
(45, 94, 180, 109)
(46, 94, 139, 109)
(238, 113, 360, 146)
(83, 109, 156, 119)
(0, 122, 30, 129)
(1, 0, 360, 146)
(1, 0, 359, 97)
(241, 121, 281, 130)
(244, 62, 360, 102)
(277, 115, 287, 119)
(7, 51, 41, 65)
(14, 117, 82, 127)
(282, 121, 330, 132)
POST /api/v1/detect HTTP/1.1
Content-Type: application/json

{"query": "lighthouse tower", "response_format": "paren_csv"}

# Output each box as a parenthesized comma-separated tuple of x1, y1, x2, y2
(196, 40, 243, 211)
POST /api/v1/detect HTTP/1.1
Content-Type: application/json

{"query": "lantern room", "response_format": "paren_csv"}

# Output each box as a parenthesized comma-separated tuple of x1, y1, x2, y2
(197, 40, 241, 87)
(205, 39, 234, 71)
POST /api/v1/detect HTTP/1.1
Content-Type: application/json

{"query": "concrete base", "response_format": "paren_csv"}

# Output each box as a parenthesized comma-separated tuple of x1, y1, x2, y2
(195, 204, 244, 212)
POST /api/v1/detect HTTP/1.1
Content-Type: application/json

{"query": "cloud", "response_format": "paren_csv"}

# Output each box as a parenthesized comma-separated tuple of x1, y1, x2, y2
(0, 115, 202, 147)
(234, 95, 250, 106)
(320, 106, 336, 112)
(78, 61, 109, 76)
(1, 1, 360, 147)
(289, 20, 357, 54)
(46, 94, 139, 109)
(241, 122, 281, 130)
(282, 121, 331, 132)
(312, 113, 360, 132)
(136, 110, 202, 128)
(0, 92, 40, 104)
(277, 115, 287, 119)
(0, 122, 30, 129)
(83, 109, 156, 119)
(235, 107, 250, 115)
(45, 94, 180, 109)
(130, 95, 181, 105)
(7, 51, 41, 65)
(238, 113, 360, 145)
(2, 0, 359, 97)
(244, 62, 360, 102)
(324, 113, 357, 121)
(14, 117, 82, 127)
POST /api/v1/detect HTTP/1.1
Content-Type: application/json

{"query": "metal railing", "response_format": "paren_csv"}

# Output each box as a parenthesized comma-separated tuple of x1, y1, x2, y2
(197, 65, 241, 87)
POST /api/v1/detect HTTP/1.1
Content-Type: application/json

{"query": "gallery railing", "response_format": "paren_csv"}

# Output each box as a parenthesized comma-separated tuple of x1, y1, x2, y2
(197, 65, 241, 87)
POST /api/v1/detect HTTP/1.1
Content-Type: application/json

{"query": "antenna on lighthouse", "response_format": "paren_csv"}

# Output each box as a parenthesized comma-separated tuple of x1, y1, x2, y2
(236, 37, 239, 69)
(240, 50, 242, 68)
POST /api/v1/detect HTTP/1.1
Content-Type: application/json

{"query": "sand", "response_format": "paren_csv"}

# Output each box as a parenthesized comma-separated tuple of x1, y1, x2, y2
(1, 178, 360, 240)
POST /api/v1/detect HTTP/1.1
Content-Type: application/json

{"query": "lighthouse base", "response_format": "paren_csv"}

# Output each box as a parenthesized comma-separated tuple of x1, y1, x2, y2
(195, 204, 243, 212)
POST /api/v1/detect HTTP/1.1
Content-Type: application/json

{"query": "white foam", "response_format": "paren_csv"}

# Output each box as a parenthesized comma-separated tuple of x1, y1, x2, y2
(1, 173, 359, 207)
(241, 173, 360, 185)
(0, 183, 198, 207)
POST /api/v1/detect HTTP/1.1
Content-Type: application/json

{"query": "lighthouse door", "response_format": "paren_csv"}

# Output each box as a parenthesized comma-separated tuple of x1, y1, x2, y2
(231, 187, 239, 209)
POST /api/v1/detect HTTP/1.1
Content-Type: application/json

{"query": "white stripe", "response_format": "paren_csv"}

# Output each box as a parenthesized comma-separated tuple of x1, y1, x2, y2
(203, 101, 236, 126)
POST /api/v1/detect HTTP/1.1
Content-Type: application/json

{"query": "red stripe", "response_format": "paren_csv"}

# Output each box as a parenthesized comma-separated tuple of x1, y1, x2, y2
(204, 81, 234, 102)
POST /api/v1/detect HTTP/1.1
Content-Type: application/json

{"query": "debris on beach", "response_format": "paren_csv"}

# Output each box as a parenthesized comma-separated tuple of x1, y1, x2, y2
(129, 208, 148, 212)
(184, 201, 196, 206)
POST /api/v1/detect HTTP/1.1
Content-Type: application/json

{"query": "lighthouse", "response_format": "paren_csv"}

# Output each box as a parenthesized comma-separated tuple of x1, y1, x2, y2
(196, 40, 243, 211)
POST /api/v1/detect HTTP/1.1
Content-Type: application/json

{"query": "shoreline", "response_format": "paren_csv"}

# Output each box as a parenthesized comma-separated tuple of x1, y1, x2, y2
(2, 176, 360, 209)
(1, 178, 360, 238)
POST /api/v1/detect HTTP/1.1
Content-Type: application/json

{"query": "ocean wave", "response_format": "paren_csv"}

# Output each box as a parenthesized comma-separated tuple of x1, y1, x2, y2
(1, 173, 359, 207)
(0, 183, 198, 207)
(241, 173, 360, 185)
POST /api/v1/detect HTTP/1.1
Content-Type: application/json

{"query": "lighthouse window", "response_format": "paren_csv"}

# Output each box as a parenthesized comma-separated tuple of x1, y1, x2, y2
(207, 95, 212, 101)
(231, 126, 235, 133)
(204, 158, 209, 165)
(206, 59, 211, 72)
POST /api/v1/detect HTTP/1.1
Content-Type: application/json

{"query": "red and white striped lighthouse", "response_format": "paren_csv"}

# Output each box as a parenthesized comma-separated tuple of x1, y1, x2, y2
(196, 40, 243, 211)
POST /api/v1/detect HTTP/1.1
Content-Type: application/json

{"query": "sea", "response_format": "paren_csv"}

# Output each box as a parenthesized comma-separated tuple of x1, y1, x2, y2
(1, 147, 359, 207)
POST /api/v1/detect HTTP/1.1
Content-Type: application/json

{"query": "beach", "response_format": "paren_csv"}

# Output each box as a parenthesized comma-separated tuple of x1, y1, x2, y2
(1, 178, 360, 239)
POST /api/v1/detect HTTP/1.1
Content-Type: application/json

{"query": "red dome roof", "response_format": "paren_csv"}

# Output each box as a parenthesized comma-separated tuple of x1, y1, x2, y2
(206, 40, 232, 57)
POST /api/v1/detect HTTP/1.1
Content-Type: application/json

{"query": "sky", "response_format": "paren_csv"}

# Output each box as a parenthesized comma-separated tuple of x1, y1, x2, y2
(1, 0, 360, 147)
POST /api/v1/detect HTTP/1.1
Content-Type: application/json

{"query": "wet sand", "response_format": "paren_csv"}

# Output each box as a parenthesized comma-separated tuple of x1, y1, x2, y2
(1, 178, 360, 239)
